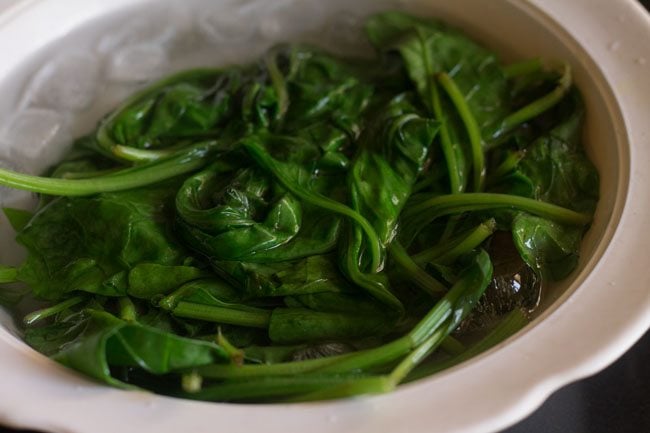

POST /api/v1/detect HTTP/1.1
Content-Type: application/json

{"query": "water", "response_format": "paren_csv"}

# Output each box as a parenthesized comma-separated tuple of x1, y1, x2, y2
(23, 52, 101, 111)
(0, 108, 70, 173)
(457, 232, 541, 333)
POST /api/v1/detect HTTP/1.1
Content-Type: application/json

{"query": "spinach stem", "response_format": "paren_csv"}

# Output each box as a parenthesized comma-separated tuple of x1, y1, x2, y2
(265, 50, 289, 121)
(437, 72, 485, 192)
(0, 141, 219, 196)
(405, 193, 591, 226)
(59, 168, 122, 180)
(489, 150, 525, 182)
(23, 296, 85, 326)
(195, 353, 352, 379)
(389, 242, 446, 296)
(118, 297, 137, 322)
(0, 265, 18, 284)
(171, 301, 271, 329)
(493, 63, 572, 140)
(111, 145, 174, 163)
(406, 308, 529, 381)
(197, 254, 490, 380)
(441, 335, 466, 356)
(430, 77, 463, 193)
(502, 58, 543, 79)
(388, 327, 446, 385)
(185, 373, 367, 402)
(217, 329, 245, 365)
(413, 219, 497, 266)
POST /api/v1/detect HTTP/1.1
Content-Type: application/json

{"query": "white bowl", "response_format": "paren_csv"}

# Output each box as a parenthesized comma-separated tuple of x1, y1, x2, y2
(0, 1, 648, 432)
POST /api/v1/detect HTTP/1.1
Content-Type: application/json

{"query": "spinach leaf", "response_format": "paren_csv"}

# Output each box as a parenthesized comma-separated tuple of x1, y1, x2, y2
(365, 11, 508, 132)
(512, 213, 584, 280)
(97, 69, 249, 154)
(32, 309, 228, 387)
(16, 184, 188, 300)
(495, 97, 599, 214)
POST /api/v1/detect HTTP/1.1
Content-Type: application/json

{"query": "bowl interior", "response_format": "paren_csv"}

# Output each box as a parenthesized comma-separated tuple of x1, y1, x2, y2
(0, 0, 628, 424)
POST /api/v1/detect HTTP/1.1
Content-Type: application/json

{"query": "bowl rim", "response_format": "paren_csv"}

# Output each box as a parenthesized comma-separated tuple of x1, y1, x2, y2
(0, 0, 649, 432)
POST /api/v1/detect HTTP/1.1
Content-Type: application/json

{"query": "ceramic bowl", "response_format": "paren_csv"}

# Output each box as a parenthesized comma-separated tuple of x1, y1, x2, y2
(0, 1, 648, 432)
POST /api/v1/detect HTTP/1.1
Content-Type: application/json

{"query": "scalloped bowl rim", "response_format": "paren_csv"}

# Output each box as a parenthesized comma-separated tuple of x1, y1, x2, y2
(0, 1, 648, 432)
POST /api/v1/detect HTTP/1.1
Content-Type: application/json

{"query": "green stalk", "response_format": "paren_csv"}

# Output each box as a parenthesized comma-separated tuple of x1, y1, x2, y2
(59, 168, 122, 180)
(118, 297, 137, 322)
(23, 296, 85, 326)
(405, 193, 591, 226)
(217, 329, 245, 365)
(489, 150, 525, 182)
(437, 72, 485, 192)
(492, 63, 572, 140)
(389, 242, 446, 297)
(406, 308, 529, 381)
(290, 264, 491, 401)
(285, 376, 393, 402)
(341, 223, 404, 312)
(388, 327, 446, 385)
(198, 252, 491, 382)
(0, 265, 18, 284)
(244, 139, 383, 272)
(293, 324, 460, 402)
(195, 353, 354, 379)
(265, 50, 289, 121)
(440, 335, 466, 356)
(111, 145, 174, 163)
(184, 373, 367, 402)
(171, 301, 271, 329)
(502, 58, 543, 79)
(431, 79, 463, 193)
(158, 283, 197, 311)
(413, 219, 497, 266)
(181, 371, 203, 393)
(0, 141, 219, 196)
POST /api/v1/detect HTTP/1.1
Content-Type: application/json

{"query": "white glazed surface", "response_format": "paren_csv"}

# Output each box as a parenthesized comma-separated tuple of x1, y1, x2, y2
(0, 1, 648, 432)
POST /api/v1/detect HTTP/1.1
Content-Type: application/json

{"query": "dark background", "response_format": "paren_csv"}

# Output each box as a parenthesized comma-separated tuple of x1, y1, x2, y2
(1, 1, 649, 432)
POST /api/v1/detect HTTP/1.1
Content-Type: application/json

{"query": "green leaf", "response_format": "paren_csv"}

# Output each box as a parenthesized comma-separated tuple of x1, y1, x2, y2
(127, 264, 209, 299)
(2, 207, 34, 232)
(269, 308, 386, 344)
(16, 184, 188, 300)
(46, 310, 227, 386)
(500, 101, 599, 214)
(366, 11, 509, 134)
(512, 213, 583, 280)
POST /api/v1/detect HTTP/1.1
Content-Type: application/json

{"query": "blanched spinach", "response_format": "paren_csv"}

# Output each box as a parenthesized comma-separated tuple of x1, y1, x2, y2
(0, 11, 599, 402)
